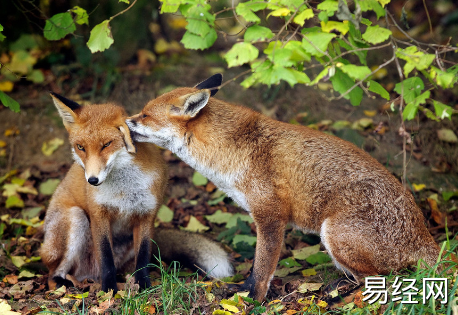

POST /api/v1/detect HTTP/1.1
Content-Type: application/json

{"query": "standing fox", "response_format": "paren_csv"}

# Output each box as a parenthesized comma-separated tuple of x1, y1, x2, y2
(41, 93, 233, 292)
(126, 74, 441, 301)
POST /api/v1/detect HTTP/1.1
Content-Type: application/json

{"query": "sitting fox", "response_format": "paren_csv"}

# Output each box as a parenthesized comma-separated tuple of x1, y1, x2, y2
(126, 74, 441, 301)
(41, 93, 233, 292)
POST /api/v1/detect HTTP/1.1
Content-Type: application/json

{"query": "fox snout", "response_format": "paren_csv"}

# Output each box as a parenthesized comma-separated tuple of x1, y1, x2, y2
(87, 177, 100, 186)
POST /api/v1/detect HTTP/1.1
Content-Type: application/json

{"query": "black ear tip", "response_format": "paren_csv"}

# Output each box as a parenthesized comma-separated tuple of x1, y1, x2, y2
(195, 73, 223, 96)
(49, 92, 82, 111)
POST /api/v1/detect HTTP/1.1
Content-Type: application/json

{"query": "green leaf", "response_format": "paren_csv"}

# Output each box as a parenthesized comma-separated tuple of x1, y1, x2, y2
(87, 20, 114, 53)
(186, 19, 211, 37)
(297, 282, 323, 293)
(205, 210, 233, 224)
(44, 12, 76, 41)
(192, 171, 208, 186)
(430, 66, 457, 89)
(305, 252, 332, 265)
(0, 24, 5, 42)
(181, 28, 217, 50)
(71, 6, 89, 25)
(330, 68, 363, 106)
(232, 234, 257, 246)
(0, 91, 20, 112)
(6, 195, 24, 208)
(394, 77, 424, 103)
(236, 2, 267, 23)
(291, 244, 320, 260)
(443, 191, 458, 202)
(267, 49, 294, 67)
(301, 31, 336, 57)
(357, 0, 385, 18)
(10, 34, 40, 51)
(225, 213, 253, 228)
(39, 179, 61, 195)
(18, 270, 35, 279)
(279, 257, 301, 268)
(362, 25, 391, 44)
(284, 40, 311, 62)
(244, 25, 274, 42)
(274, 266, 302, 277)
(157, 205, 174, 222)
(293, 9, 314, 26)
(402, 91, 430, 121)
(396, 46, 435, 77)
(225, 42, 259, 67)
(368, 80, 389, 100)
(29, 70, 45, 84)
(160, 0, 180, 13)
(119, 0, 130, 3)
(433, 100, 453, 120)
(339, 64, 371, 81)
(181, 215, 209, 232)
(11, 256, 26, 268)
(317, 0, 338, 15)
(402, 102, 419, 121)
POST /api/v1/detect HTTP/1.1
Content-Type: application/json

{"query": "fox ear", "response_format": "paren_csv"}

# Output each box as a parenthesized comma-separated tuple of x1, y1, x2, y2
(50, 92, 81, 128)
(171, 90, 210, 118)
(118, 123, 136, 153)
(195, 73, 222, 97)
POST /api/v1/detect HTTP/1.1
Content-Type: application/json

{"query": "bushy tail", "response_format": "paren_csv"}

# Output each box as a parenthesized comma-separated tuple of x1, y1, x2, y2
(152, 228, 234, 279)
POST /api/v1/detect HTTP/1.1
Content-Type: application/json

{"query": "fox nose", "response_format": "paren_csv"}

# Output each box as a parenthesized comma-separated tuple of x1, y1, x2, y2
(88, 177, 99, 186)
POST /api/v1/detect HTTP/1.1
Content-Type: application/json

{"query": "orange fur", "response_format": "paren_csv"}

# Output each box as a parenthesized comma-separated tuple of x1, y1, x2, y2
(127, 75, 441, 301)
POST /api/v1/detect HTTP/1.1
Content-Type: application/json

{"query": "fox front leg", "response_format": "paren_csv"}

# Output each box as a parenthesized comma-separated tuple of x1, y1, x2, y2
(133, 215, 155, 289)
(243, 214, 287, 301)
(91, 217, 117, 293)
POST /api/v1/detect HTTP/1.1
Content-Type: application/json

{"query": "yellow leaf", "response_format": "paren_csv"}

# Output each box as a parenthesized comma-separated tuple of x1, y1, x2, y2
(1, 214, 10, 221)
(268, 299, 282, 305)
(10, 256, 26, 268)
(301, 268, 317, 276)
(317, 300, 328, 308)
(321, 21, 349, 35)
(0, 141, 7, 148)
(371, 66, 387, 79)
(25, 226, 37, 236)
(413, 183, 426, 192)
(0, 149, 5, 157)
(267, 8, 291, 18)
(0, 81, 14, 92)
(4, 127, 19, 137)
(377, 0, 390, 7)
(169, 16, 187, 29)
(41, 138, 64, 156)
(363, 110, 377, 117)
(220, 302, 239, 313)
(0, 300, 21, 315)
(155, 38, 172, 54)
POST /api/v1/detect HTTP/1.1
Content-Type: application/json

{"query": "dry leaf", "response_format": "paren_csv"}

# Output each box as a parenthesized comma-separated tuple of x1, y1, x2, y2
(427, 198, 444, 225)
(41, 138, 64, 156)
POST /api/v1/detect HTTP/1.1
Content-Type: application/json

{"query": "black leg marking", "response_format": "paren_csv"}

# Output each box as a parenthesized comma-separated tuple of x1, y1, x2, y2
(240, 253, 256, 298)
(101, 236, 117, 293)
(53, 276, 74, 289)
(135, 239, 151, 290)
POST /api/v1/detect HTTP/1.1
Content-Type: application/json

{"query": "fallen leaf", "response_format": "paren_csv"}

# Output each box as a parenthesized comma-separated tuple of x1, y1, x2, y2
(0, 81, 14, 92)
(8, 280, 34, 298)
(306, 252, 332, 265)
(39, 179, 61, 195)
(297, 282, 323, 293)
(192, 171, 208, 186)
(220, 299, 240, 313)
(225, 213, 253, 228)
(0, 141, 6, 148)
(156, 205, 174, 223)
(274, 266, 302, 277)
(232, 234, 256, 246)
(0, 300, 21, 315)
(279, 257, 301, 268)
(181, 215, 209, 232)
(41, 138, 64, 156)
(437, 129, 458, 143)
(11, 256, 26, 268)
(353, 290, 365, 308)
(3, 274, 18, 285)
(291, 244, 320, 260)
(363, 110, 377, 117)
(301, 268, 317, 276)
(4, 127, 19, 137)
(205, 210, 233, 225)
(427, 197, 444, 225)
(412, 183, 426, 192)
(18, 270, 35, 279)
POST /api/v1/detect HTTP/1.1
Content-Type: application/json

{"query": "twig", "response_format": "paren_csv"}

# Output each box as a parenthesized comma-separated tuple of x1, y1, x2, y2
(422, 0, 433, 38)
(110, 0, 138, 21)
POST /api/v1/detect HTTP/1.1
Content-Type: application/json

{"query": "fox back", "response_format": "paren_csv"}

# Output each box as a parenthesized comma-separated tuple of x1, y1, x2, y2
(127, 74, 440, 300)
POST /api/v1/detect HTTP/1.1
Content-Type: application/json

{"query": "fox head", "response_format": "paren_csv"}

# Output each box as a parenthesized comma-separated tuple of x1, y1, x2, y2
(126, 74, 222, 148)
(50, 93, 136, 186)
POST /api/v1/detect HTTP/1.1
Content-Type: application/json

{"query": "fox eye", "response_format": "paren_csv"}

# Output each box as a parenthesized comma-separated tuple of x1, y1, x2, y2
(102, 141, 112, 149)
(142, 114, 148, 119)
(76, 144, 85, 151)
